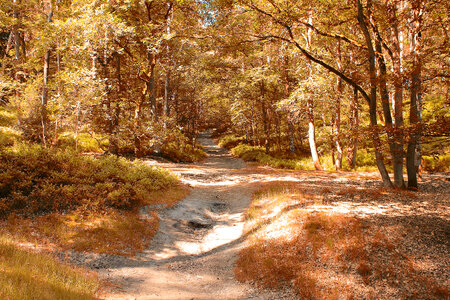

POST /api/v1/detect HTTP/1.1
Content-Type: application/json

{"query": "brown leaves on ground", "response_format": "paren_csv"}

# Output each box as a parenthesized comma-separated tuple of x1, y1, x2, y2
(235, 175, 449, 299)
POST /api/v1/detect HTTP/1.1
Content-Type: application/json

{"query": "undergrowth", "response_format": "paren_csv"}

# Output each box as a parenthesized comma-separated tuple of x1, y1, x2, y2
(56, 132, 108, 153)
(422, 153, 450, 172)
(218, 134, 245, 149)
(235, 183, 448, 299)
(219, 134, 390, 172)
(161, 141, 207, 162)
(0, 235, 99, 299)
(0, 145, 180, 216)
(0, 145, 189, 255)
(3, 210, 160, 256)
(231, 144, 315, 170)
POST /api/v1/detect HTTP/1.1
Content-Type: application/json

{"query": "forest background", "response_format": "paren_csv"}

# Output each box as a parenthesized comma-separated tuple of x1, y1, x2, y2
(1, 0, 448, 188)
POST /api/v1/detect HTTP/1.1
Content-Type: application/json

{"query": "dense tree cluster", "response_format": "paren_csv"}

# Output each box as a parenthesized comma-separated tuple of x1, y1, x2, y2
(0, 0, 448, 188)
(205, 0, 449, 188)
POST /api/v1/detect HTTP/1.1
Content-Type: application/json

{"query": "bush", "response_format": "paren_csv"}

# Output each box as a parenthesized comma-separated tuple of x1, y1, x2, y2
(422, 153, 450, 172)
(56, 132, 107, 153)
(161, 141, 207, 162)
(218, 134, 245, 149)
(356, 148, 377, 167)
(0, 145, 179, 216)
(231, 144, 314, 170)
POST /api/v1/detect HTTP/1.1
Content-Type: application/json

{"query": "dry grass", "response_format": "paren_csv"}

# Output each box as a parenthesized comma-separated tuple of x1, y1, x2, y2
(0, 235, 99, 300)
(0, 185, 189, 256)
(235, 182, 449, 299)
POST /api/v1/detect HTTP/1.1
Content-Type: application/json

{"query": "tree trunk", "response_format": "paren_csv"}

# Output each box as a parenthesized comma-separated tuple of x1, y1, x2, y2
(374, 32, 404, 187)
(357, 0, 392, 187)
(334, 40, 343, 170)
(282, 42, 296, 154)
(41, 8, 53, 147)
(0, 31, 13, 75)
(260, 82, 270, 154)
(108, 53, 121, 154)
(134, 81, 149, 158)
(307, 97, 322, 170)
(306, 13, 322, 170)
(407, 1, 423, 189)
(390, 0, 406, 188)
(347, 87, 359, 169)
(149, 54, 158, 121)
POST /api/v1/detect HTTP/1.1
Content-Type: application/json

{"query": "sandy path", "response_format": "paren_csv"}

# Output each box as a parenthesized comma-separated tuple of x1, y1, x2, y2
(100, 132, 296, 300)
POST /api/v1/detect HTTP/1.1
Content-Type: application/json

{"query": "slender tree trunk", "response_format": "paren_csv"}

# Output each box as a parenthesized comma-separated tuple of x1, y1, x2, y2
(163, 3, 172, 128)
(41, 8, 53, 147)
(260, 82, 270, 154)
(347, 87, 359, 169)
(334, 41, 343, 170)
(149, 54, 158, 121)
(407, 1, 423, 189)
(357, 0, 392, 187)
(164, 72, 170, 122)
(390, 0, 406, 188)
(287, 119, 295, 154)
(282, 42, 296, 154)
(108, 53, 121, 154)
(306, 13, 322, 170)
(0, 32, 13, 75)
(134, 82, 149, 157)
(307, 97, 322, 170)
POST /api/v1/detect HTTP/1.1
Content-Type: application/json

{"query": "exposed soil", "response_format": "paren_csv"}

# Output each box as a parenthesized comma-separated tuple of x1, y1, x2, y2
(98, 131, 298, 299)
(87, 131, 448, 299)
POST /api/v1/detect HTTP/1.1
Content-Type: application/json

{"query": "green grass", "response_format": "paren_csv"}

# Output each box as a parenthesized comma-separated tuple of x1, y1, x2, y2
(0, 236, 99, 300)
(228, 143, 385, 172)
(161, 141, 207, 162)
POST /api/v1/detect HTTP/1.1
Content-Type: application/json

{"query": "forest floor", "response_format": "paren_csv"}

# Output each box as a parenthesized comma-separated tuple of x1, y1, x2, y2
(96, 131, 298, 299)
(72, 131, 447, 299)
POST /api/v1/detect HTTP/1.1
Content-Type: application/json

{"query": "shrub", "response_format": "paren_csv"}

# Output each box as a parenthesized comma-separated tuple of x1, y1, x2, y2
(0, 127, 19, 148)
(218, 134, 245, 149)
(231, 144, 315, 170)
(161, 141, 207, 162)
(0, 145, 180, 216)
(422, 153, 450, 172)
(56, 132, 107, 153)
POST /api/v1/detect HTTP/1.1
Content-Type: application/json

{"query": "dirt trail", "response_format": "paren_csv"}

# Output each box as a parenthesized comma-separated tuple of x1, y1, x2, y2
(100, 131, 296, 300)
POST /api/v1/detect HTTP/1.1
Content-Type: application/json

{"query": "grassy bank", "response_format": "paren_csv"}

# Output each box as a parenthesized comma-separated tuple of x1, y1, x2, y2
(0, 145, 188, 255)
(0, 235, 99, 300)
